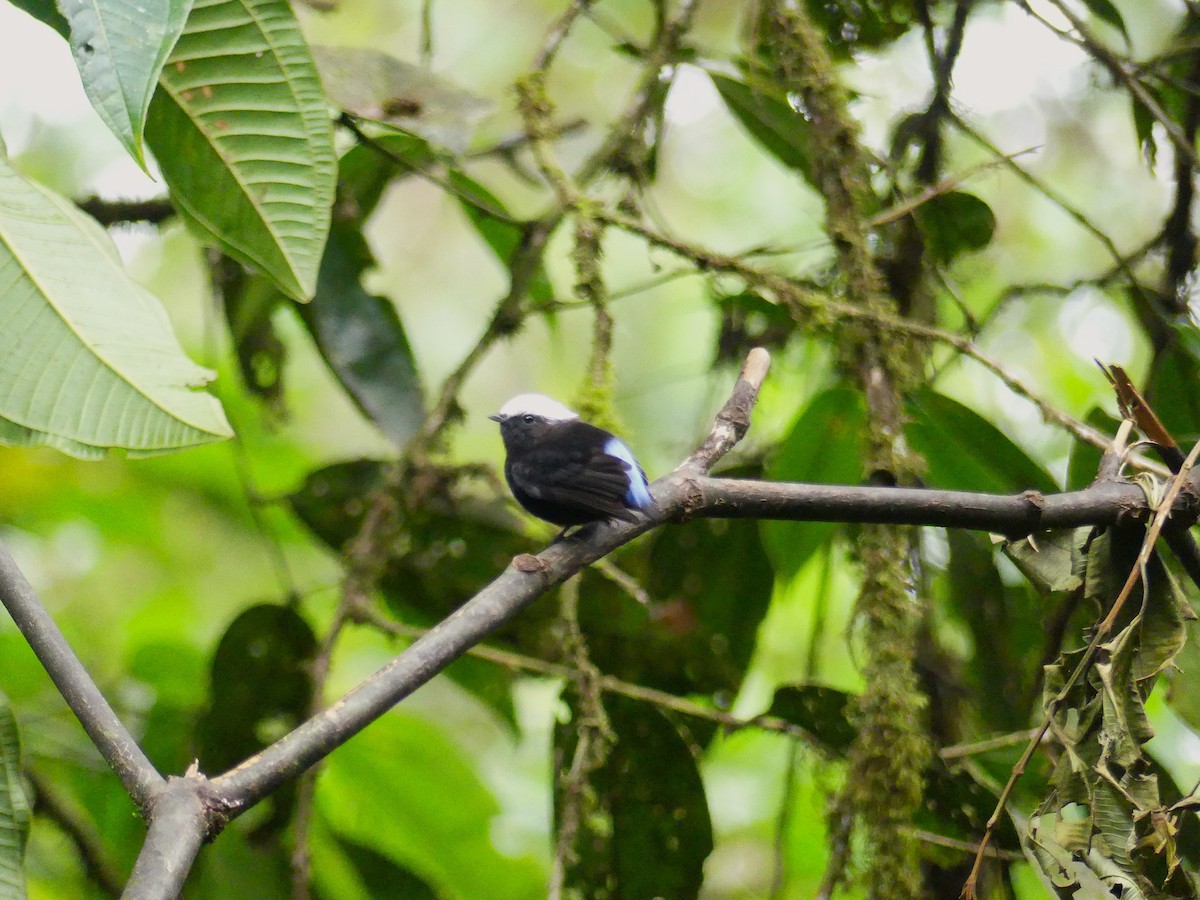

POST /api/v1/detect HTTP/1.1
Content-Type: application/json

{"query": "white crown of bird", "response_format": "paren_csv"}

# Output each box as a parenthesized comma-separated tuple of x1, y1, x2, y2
(496, 394, 579, 422)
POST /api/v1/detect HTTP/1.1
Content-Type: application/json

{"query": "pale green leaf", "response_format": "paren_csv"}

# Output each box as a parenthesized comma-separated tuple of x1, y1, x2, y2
(145, 0, 336, 301)
(312, 46, 494, 155)
(59, 0, 192, 167)
(0, 156, 232, 455)
(0, 692, 29, 900)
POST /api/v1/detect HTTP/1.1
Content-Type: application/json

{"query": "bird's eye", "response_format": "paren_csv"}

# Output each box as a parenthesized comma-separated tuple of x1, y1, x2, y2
(522, 414, 536, 424)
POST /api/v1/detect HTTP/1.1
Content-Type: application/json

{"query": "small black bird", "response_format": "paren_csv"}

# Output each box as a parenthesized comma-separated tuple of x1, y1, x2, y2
(490, 394, 652, 528)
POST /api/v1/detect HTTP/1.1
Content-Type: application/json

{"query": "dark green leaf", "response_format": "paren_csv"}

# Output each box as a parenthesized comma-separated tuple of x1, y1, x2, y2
(288, 459, 524, 724)
(1146, 323, 1200, 444)
(446, 171, 553, 304)
(195, 604, 317, 839)
(763, 387, 866, 578)
(646, 516, 774, 681)
(715, 291, 793, 363)
(800, 0, 913, 58)
(920, 760, 1018, 849)
(337, 133, 436, 221)
(315, 833, 439, 900)
(196, 604, 317, 771)
(0, 692, 29, 900)
(912, 191, 996, 263)
(7, 0, 68, 36)
(222, 261, 288, 411)
(554, 693, 712, 899)
(767, 684, 855, 753)
(708, 72, 813, 179)
(945, 531, 1046, 731)
(1080, 0, 1129, 43)
(906, 389, 1060, 495)
(1065, 408, 1120, 491)
(296, 222, 425, 445)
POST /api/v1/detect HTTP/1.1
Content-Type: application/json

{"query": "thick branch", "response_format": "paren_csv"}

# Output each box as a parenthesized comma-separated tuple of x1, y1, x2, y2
(690, 476, 1175, 534)
(122, 776, 216, 900)
(0, 544, 162, 810)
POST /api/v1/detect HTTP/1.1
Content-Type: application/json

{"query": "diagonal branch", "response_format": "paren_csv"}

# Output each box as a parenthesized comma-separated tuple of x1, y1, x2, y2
(0, 543, 163, 811)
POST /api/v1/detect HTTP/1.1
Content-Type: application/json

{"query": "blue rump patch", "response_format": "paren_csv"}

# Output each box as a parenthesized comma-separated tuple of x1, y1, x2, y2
(603, 437, 653, 508)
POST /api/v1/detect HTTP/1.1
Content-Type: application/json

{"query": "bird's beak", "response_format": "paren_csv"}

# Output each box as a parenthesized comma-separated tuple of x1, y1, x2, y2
(488, 413, 504, 423)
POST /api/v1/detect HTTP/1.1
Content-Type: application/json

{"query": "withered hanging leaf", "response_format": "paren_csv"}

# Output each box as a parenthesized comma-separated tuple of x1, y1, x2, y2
(1030, 526, 1198, 895)
(1004, 528, 1090, 595)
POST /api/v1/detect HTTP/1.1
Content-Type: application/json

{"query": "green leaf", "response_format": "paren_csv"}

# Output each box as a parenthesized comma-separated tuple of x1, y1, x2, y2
(554, 693, 713, 898)
(296, 222, 425, 444)
(317, 713, 543, 900)
(312, 46, 493, 155)
(0, 692, 29, 900)
(0, 155, 232, 456)
(59, 0, 192, 167)
(912, 190, 996, 263)
(708, 72, 813, 179)
(767, 684, 856, 753)
(763, 387, 866, 579)
(906, 389, 1060, 495)
(145, 0, 336, 301)
(447, 170, 552, 304)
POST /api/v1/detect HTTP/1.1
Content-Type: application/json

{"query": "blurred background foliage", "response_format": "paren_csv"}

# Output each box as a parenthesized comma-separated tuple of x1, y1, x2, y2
(0, 0, 1199, 897)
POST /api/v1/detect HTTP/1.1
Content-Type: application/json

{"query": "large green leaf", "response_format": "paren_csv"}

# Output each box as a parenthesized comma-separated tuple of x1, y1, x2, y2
(0, 156, 232, 456)
(317, 714, 543, 900)
(0, 693, 29, 900)
(145, 0, 336, 301)
(59, 0, 192, 167)
(906, 389, 1060, 495)
(762, 386, 866, 578)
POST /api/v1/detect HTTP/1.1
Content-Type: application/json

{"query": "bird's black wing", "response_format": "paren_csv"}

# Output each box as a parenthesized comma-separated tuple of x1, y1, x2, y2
(507, 442, 638, 523)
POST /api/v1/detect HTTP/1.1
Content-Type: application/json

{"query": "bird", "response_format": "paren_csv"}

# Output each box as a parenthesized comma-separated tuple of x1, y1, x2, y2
(489, 393, 653, 530)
